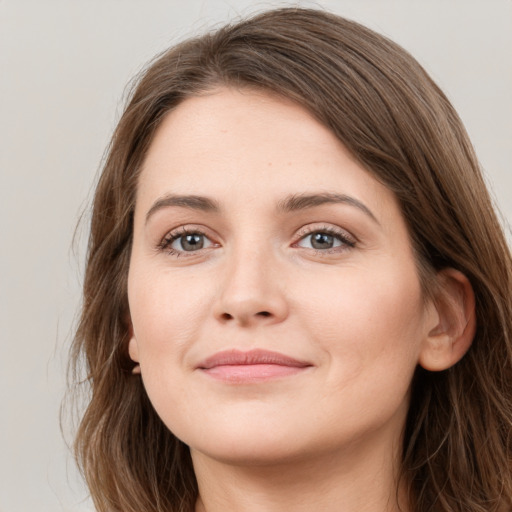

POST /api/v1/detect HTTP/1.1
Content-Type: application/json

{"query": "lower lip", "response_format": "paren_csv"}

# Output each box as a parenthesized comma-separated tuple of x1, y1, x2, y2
(200, 364, 308, 383)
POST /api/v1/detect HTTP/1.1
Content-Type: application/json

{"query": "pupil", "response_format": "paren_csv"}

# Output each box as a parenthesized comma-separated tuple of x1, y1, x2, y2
(182, 234, 203, 251)
(312, 232, 333, 249)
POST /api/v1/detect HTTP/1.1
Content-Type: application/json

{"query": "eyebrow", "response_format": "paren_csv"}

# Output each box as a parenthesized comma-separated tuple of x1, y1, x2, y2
(145, 194, 220, 224)
(277, 192, 379, 224)
(145, 192, 378, 225)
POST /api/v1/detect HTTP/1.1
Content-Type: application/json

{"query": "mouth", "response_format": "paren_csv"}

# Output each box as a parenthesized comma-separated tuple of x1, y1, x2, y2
(196, 349, 313, 383)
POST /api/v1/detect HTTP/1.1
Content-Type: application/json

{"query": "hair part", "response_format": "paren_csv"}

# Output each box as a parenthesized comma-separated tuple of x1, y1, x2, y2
(71, 7, 512, 511)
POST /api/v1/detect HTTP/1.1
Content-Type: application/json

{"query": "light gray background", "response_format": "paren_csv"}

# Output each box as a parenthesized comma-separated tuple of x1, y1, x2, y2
(1, 1, 510, 511)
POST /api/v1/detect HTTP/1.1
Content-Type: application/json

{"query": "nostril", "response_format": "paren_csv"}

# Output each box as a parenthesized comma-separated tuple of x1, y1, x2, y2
(218, 310, 273, 322)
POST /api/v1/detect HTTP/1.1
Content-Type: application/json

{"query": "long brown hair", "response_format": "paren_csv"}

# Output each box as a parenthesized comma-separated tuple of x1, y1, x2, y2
(71, 8, 512, 511)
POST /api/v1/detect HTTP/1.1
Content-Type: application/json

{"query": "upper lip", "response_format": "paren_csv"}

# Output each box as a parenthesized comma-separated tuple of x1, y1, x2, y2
(197, 349, 312, 369)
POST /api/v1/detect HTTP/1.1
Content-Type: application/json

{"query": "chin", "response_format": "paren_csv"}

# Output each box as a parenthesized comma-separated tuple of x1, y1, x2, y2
(172, 412, 315, 466)
(189, 434, 313, 467)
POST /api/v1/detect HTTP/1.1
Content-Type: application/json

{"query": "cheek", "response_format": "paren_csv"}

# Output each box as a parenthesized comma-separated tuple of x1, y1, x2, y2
(296, 263, 426, 380)
(128, 266, 211, 364)
(290, 267, 425, 439)
(127, 268, 210, 428)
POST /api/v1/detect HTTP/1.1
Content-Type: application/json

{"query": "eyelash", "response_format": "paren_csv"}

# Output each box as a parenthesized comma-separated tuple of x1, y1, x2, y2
(158, 226, 213, 257)
(158, 224, 356, 257)
(293, 225, 357, 254)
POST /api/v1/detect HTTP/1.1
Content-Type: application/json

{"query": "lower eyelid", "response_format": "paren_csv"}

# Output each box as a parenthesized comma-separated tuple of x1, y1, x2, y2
(295, 237, 354, 251)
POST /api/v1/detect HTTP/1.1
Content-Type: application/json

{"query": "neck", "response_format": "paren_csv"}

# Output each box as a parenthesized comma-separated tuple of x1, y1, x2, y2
(192, 432, 409, 512)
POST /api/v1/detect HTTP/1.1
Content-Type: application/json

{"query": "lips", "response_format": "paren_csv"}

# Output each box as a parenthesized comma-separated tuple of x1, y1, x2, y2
(196, 349, 312, 383)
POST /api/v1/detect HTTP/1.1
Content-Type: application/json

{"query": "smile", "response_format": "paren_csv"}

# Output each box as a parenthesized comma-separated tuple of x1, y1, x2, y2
(196, 349, 313, 383)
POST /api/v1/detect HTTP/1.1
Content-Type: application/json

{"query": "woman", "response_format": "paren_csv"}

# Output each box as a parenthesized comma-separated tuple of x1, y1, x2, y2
(71, 7, 512, 512)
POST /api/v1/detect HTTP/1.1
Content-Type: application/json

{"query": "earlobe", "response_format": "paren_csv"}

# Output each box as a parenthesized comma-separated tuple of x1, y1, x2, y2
(128, 326, 141, 375)
(418, 268, 476, 372)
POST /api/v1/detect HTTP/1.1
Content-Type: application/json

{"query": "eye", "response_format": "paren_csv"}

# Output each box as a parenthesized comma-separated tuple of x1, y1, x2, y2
(295, 227, 356, 252)
(159, 228, 214, 255)
(173, 233, 211, 251)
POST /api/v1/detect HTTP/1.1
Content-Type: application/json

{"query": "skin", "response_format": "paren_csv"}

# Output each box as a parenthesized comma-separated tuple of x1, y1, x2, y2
(127, 87, 474, 512)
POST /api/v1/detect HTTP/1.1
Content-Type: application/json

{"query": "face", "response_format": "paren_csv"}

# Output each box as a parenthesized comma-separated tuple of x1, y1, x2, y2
(128, 87, 436, 466)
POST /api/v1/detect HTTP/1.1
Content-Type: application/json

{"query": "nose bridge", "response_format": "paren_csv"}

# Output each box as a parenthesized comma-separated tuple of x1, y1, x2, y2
(214, 233, 288, 325)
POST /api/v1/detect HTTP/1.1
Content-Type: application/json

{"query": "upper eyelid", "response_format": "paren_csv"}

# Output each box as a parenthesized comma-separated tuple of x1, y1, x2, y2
(161, 223, 354, 238)
(162, 225, 214, 240)
(294, 223, 357, 242)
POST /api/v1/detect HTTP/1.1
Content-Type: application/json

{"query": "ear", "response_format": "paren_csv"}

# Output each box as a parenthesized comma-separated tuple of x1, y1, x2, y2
(418, 268, 476, 372)
(127, 322, 141, 375)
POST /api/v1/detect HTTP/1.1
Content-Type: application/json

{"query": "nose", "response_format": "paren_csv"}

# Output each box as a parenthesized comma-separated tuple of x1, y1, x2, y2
(213, 248, 289, 327)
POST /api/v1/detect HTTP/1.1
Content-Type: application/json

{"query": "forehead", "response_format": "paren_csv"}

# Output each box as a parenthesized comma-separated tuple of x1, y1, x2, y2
(136, 87, 396, 222)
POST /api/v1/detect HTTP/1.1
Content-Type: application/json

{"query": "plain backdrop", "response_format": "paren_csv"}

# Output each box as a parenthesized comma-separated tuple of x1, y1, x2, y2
(0, 1, 511, 511)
